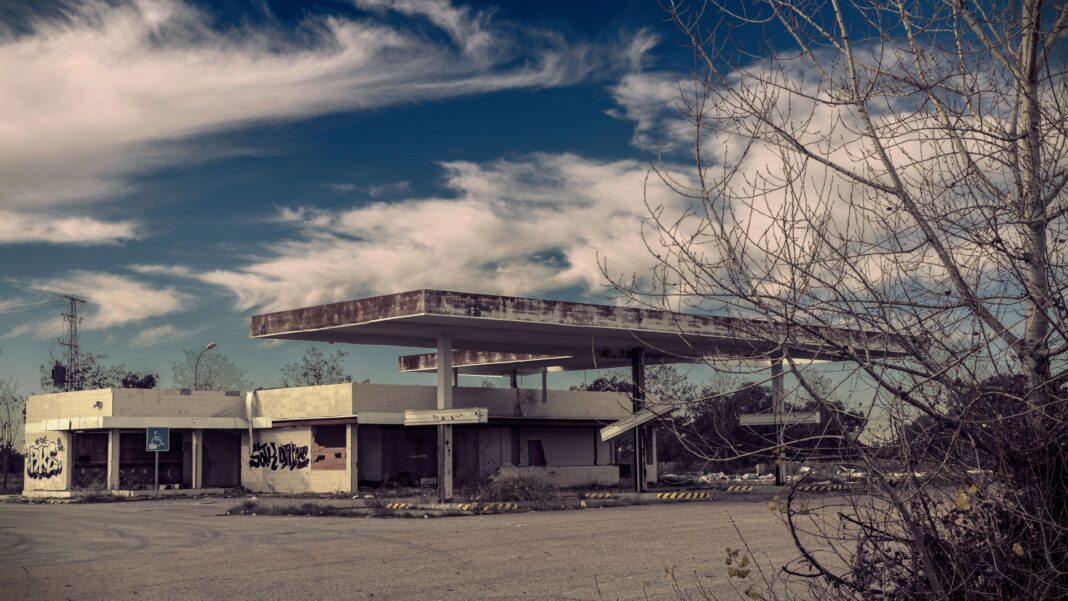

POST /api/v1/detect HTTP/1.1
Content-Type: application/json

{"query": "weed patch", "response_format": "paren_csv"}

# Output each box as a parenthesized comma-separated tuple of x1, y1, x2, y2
(478, 472, 559, 503)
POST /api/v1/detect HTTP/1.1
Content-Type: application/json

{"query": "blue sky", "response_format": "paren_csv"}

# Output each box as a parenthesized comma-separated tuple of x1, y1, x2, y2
(0, 0, 716, 393)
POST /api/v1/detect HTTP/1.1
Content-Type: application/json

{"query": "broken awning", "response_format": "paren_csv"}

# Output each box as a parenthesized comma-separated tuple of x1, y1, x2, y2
(600, 405, 672, 442)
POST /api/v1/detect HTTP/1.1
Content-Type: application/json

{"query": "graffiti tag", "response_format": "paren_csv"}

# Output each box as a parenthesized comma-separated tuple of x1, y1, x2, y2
(249, 442, 309, 470)
(27, 436, 64, 480)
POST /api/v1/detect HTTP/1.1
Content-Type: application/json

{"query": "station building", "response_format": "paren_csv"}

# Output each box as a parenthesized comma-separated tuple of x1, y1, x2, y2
(23, 382, 648, 497)
(24, 288, 906, 498)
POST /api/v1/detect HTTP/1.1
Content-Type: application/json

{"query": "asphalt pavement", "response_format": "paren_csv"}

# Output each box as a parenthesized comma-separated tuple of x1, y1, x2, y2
(0, 497, 806, 600)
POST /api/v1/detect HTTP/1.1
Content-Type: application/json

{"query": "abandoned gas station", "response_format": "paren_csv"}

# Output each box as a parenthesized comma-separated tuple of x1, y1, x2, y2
(23, 289, 907, 499)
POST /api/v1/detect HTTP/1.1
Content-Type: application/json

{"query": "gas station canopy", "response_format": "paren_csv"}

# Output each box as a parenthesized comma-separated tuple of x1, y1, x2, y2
(250, 289, 911, 371)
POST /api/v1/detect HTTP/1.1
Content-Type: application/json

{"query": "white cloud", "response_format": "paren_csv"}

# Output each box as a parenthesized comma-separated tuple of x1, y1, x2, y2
(130, 324, 186, 347)
(0, 0, 643, 209)
(186, 154, 696, 312)
(608, 72, 691, 149)
(0, 209, 140, 245)
(128, 264, 195, 277)
(7, 271, 193, 338)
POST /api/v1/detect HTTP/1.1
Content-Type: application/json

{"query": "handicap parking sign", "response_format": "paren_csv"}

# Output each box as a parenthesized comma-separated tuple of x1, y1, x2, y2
(146, 427, 170, 452)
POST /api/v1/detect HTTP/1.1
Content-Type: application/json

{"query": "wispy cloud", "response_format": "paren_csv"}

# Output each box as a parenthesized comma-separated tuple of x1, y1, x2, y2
(130, 324, 188, 347)
(0, 0, 643, 211)
(0, 209, 140, 245)
(5, 271, 192, 338)
(183, 154, 695, 312)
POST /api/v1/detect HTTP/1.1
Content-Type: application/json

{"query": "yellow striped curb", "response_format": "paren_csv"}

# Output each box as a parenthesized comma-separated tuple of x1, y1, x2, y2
(582, 492, 613, 499)
(725, 485, 753, 492)
(385, 502, 413, 510)
(797, 484, 846, 492)
(655, 491, 709, 500)
(480, 502, 519, 511)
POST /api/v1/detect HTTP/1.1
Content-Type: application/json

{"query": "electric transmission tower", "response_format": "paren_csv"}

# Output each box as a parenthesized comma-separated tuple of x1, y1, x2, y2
(0, 294, 86, 391)
(58, 296, 85, 391)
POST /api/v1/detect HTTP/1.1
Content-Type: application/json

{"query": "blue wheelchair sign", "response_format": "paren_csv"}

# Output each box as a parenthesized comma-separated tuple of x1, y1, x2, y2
(146, 427, 170, 452)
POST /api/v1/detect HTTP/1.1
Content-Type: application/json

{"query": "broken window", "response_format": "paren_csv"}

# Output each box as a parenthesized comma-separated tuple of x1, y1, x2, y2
(311, 425, 346, 470)
(527, 440, 547, 467)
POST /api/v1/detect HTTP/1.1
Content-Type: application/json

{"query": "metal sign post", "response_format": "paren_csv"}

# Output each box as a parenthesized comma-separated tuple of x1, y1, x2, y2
(146, 427, 170, 496)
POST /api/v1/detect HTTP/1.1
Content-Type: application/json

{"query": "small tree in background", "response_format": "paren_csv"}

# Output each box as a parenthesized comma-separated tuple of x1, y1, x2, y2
(38, 352, 124, 392)
(172, 349, 251, 391)
(39, 352, 159, 392)
(0, 376, 25, 492)
(280, 346, 353, 387)
(120, 371, 158, 389)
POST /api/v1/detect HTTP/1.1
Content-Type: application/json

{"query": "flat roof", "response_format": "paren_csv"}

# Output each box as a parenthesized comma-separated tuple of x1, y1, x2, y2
(250, 290, 911, 368)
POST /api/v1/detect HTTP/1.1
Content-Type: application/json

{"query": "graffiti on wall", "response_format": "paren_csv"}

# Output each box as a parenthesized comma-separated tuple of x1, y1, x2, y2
(27, 436, 64, 480)
(249, 442, 309, 471)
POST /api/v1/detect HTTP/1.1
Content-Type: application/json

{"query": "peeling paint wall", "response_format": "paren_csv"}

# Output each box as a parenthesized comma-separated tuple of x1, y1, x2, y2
(241, 427, 314, 494)
(241, 426, 354, 493)
(23, 431, 72, 492)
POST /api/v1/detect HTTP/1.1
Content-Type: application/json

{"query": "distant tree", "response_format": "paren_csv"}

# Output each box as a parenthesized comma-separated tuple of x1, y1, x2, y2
(280, 347, 353, 387)
(38, 352, 125, 392)
(120, 371, 158, 389)
(172, 349, 250, 391)
(571, 372, 630, 394)
(571, 366, 703, 465)
(0, 376, 25, 492)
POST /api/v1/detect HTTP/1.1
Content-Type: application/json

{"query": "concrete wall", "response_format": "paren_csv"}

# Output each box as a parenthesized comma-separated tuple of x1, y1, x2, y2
(454, 387, 631, 420)
(23, 431, 73, 491)
(252, 384, 354, 420)
(248, 383, 632, 420)
(498, 465, 618, 487)
(27, 389, 246, 431)
(26, 390, 113, 429)
(517, 426, 604, 467)
(112, 390, 244, 418)
(347, 383, 630, 420)
(241, 427, 313, 494)
(241, 426, 354, 494)
(29, 383, 631, 428)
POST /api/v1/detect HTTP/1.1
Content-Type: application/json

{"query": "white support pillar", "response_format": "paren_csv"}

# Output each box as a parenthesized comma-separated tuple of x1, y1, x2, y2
(58, 431, 74, 492)
(436, 335, 454, 502)
(346, 423, 358, 493)
(771, 356, 785, 486)
(191, 429, 204, 489)
(647, 426, 658, 483)
(106, 429, 120, 490)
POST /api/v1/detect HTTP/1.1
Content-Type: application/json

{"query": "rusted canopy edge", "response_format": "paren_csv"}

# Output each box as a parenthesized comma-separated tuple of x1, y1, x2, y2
(250, 289, 426, 338)
(250, 289, 913, 359)
(398, 349, 684, 375)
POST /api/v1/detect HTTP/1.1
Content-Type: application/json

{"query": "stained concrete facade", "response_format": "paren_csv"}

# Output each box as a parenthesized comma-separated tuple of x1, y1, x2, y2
(24, 383, 653, 497)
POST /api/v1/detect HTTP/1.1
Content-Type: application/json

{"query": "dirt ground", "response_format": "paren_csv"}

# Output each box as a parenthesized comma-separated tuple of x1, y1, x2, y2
(0, 496, 819, 600)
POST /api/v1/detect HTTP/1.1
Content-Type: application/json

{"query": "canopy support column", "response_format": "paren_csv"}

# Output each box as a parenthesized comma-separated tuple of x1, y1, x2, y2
(772, 355, 785, 486)
(106, 429, 120, 490)
(436, 334, 454, 502)
(630, 347, 646, 492)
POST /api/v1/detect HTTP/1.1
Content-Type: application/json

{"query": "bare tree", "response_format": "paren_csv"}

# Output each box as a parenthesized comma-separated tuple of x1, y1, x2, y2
(172, 349, 250, 391)
(0, 377, 24, 493)
(280, 346, 353, 387)
(617, 1, 1068, 598)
